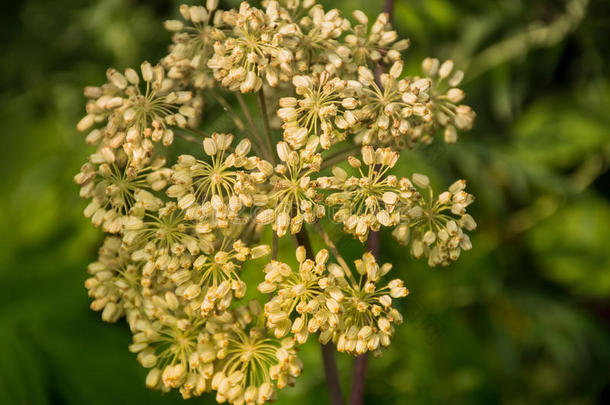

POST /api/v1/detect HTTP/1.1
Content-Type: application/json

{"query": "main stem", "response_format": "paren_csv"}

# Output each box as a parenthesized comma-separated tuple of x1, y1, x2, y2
(350, 2, 393, 402)
(294, 228, 345, 405)
(350, 230, 380, 405)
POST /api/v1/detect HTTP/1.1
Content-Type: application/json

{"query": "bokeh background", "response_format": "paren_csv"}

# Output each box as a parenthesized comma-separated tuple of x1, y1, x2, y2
(1, 0, 609, 403)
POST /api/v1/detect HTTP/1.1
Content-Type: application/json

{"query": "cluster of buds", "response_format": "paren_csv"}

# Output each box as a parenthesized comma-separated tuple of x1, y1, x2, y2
(163, 1, 223, 89)
(208, 1, 299, 92)
(75, 1, 477, 403)
(329, 252, 408, 356)
(168, 133, 261, 226)
(258, 247, 337, 343)
(421, 58, 476, 144)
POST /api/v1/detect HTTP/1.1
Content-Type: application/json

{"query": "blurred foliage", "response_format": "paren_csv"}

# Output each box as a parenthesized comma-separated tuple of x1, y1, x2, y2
(1, 0, 609, 404)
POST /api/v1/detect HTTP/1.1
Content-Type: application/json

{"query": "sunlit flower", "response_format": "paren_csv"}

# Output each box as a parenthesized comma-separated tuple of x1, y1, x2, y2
(356, 61, 433, 148)
(291, 4, 348, 74)
(122, 201, 202, 276)
(420, 58, 476, 143)
(209, 304, 303, 404)
(128, 303, 214, 399)
(77, 62, 196, 167)
(75, 2, 478, 402)
(345, 11, 409, 68)
(74, 154, 166, 233)
(167, 133, 259, 227)
(163, 2, 224, 89)
(85, 236, 143, 322)
(171, 240, 270, 317)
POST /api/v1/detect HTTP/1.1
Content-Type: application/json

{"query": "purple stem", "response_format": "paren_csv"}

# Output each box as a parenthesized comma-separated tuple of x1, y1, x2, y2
(350, 0, 394, 401)
(295, 228, 345, 405)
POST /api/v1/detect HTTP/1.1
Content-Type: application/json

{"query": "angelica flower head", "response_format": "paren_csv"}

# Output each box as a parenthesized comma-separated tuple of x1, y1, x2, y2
(163, 2, 224, 89)
(85, 236, 143, 323)
(346, 12, 409, 68)
(167, 133, 260, 227)
(208, 1, 299, 92)
(75, 1, 478, 402)
(75, 155, 166, 233)
(77, 62, 197, 167)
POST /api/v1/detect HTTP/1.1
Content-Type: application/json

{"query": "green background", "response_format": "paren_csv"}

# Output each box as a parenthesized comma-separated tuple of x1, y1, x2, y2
(1, 0, 609, 403)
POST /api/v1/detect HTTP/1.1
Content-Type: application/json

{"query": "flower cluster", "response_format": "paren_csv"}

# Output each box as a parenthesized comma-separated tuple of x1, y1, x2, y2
(75, 1, 477, 403)
(277, 71, 359, 149)
(258, 247, 337, 343)
(163, 2, 223, 89)
(256, 141, 325, 237)
(261, 248, 408, 356)
(323, 146, 413, 242)
(130, 301, 301, 402)
(392, 175, 476, 266)
(208, 1, 299, 92)
(77, 62, 197, 168)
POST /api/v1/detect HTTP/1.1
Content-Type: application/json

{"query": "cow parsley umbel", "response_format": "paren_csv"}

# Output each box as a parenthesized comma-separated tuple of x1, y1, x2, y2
(75, 1, 476, 404)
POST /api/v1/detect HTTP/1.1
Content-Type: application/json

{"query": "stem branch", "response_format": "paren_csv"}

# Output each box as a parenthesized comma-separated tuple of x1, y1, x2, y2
(257, 87, 276, 163)
(321, 144, 361, 170)
(236, 93, 273, 162)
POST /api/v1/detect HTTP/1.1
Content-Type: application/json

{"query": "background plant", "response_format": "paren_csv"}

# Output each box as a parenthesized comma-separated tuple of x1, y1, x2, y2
(1, 0, 609, 404)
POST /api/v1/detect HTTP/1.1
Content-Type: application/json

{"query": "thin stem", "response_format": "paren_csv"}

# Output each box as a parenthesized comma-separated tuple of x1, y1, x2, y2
(257, 87, 276, 164)
(350, 353, 368, 405)
(210, 89, 247, 131)
(313, 222, 357, 286)
(210, 89, 266, 157)
(174, 129, 202, 145)
(383, 0, 395, 20)
(271, 232, 279, 261)
(349, 229, 378, 405)
(322, 343, 346, 405)
(235, 93, 273, 162)
(321, 144, 361, 170)
(294, 228, 345, 405)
